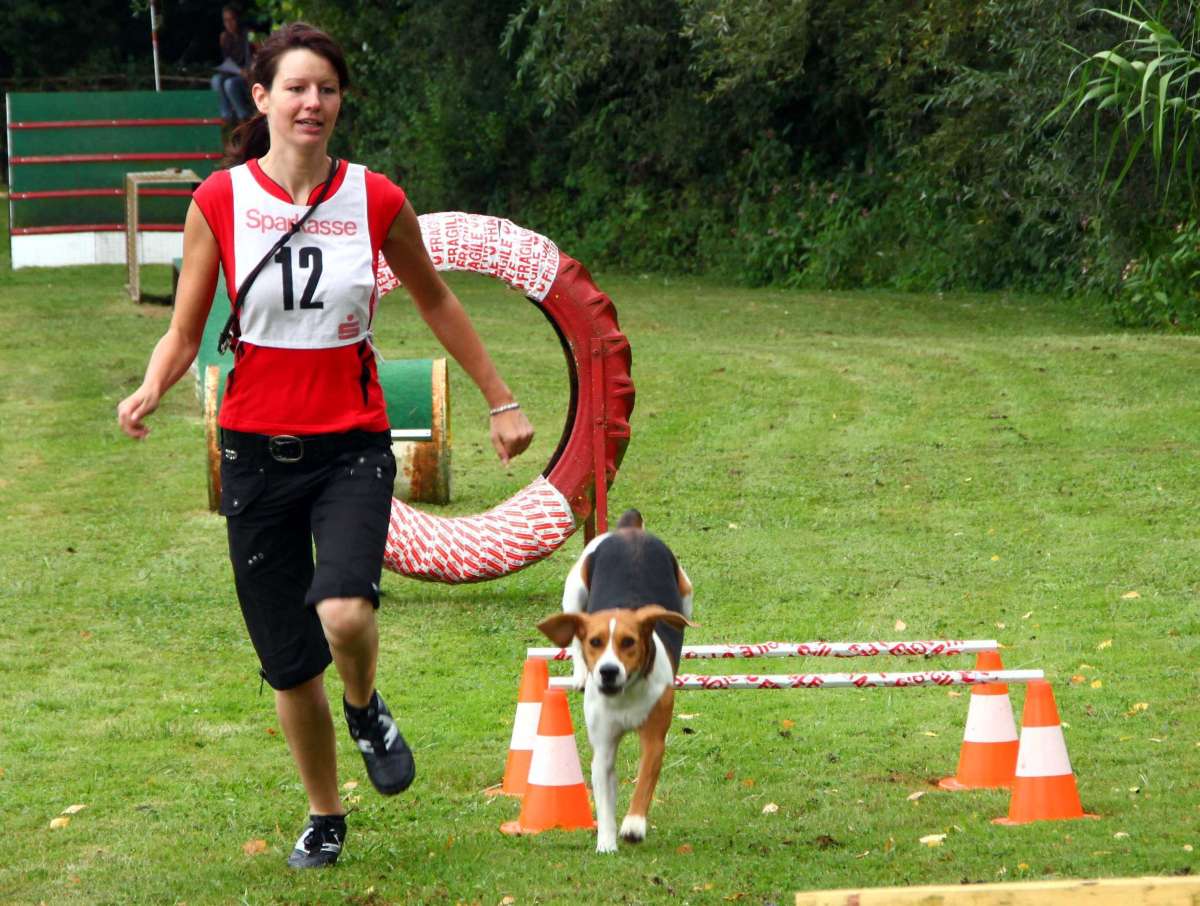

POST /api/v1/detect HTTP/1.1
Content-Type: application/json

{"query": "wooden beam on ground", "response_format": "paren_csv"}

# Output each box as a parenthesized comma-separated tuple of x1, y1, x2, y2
(796, 876, 1200, 906)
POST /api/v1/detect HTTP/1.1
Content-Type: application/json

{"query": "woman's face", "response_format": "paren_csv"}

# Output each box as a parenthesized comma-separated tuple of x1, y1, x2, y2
(253, 48, 342, 153)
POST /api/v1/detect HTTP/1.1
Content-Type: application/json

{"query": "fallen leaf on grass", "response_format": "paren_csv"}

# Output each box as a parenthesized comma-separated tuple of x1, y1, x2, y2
(761, 802, 779, 815)
(242, 839, 268, 856)
(741, 778, 755, 788)
(1122, 591, 1140, 599)
(894, 619, 907, 632)
(677, 713, 698, 720)
(265, 727, 276, 736)
(676, 843, 693, 854)
(342, 780, 359, 791)
(853, 850, 871, 859)
(1090, 679, 1103, 689)
(1185, 845, 1194, 853)
(1125, 703, 1149, 717)
(907, 791, 926, 802)
(991, 555, 1001, 562)
(0, 767, 5, 780)
(1097, 640, 1113, 651)
(1021, 611, 1033, 620)
(995, 622, 1006, 629)
(500, 897, 516, 906)
(1114, 832, 1130, 840)
(1070, 675, 1086, 685)
(921, 731, 939, 737)
(780, 719, 795, 730)
(724, 770, 736, 781)
(919, 834, 946, 847)
(883, 836, 896, 852)
(947, 690, 962, 698)
(61, 804, 87, 815)
(49, 817, 70, 830)
(1018, 862, 1030, 870)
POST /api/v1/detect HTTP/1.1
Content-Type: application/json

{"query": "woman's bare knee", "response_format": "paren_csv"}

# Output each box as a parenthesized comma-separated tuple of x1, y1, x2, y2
(316, 596, 374, 647)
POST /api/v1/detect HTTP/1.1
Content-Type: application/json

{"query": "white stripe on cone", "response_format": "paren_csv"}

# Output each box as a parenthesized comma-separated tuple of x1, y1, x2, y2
(1015, 725, 1073, 777)
(508, 702, 540, 750)
(963, 694, 1018, 744)
(527, 734, 586, 787)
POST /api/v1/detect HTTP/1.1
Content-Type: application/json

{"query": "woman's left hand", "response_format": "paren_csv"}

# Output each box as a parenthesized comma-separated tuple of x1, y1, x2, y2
(491, 409, 534, 466)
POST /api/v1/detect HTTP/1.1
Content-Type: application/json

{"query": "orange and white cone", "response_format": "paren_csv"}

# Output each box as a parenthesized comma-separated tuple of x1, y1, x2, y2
(500, 687, 595, 835)
(487, 658, 549, 797)
(938, 651, 1019, 790)
(994, 680, 1097, 825)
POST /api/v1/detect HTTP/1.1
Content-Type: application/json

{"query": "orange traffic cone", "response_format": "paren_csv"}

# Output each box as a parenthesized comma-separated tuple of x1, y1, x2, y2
(938, 651, 1019, 790)
(994, 680, 1097, 825)
(500, 687, 595, 835)
(487, 658, 549, 797)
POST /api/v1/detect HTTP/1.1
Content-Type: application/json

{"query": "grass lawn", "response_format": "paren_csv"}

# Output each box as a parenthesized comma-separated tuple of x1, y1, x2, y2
(0, 210, 1198, 904)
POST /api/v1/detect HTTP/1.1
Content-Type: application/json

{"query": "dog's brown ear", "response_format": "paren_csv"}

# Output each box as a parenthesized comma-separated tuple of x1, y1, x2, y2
(537, 613, 585, 648)
(633, 604, 697, 631)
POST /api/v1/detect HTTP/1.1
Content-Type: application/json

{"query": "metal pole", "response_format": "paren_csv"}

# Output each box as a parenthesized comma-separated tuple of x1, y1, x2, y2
(528, 639, 1002, 661)
(149, 0, 162, 92)
(548, 669, 1046, 691)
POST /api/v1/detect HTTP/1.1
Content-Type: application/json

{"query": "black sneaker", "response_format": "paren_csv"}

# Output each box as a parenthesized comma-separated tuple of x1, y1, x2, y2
(344, 690, 415, 795)
(287, 814, 346, 869)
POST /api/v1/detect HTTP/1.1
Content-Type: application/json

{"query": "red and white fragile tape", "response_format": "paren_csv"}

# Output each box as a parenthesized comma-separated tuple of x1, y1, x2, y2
(373, 212, 635, 584)
(547, 669, 1044, 691)
(383, 476, 575, 583)
(375, 211, 560, 302)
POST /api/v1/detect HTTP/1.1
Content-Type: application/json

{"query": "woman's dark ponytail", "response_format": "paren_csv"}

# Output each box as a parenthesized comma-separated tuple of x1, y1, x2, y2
(224, 112, 269, 167)
(219, 22, 350, 169)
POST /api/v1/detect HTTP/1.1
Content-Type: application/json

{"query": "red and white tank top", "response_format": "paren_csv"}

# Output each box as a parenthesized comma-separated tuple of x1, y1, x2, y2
(193, 159, 407, 435)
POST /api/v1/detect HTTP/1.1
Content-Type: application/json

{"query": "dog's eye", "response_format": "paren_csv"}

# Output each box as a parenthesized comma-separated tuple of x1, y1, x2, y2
(619, 637, 636, 650)
(588, 637, 604, 648)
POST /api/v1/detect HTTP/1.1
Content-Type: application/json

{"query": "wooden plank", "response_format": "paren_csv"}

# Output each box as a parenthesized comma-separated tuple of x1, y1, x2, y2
(796, 876, 1200, 906)
(6, 90, 218, 122)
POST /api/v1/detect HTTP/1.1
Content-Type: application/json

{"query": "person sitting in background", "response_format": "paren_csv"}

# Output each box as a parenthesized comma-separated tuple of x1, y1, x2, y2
(211, 5, 254, 126)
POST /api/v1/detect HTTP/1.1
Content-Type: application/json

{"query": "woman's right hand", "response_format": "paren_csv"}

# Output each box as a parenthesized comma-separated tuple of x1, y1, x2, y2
(117, 385, 161, 439)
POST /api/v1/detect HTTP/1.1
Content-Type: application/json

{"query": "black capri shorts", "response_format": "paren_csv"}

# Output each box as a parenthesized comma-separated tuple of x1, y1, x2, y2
(218, 429, 396, 690)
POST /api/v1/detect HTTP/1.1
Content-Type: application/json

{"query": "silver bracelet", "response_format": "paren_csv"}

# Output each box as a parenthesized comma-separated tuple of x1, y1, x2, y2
(489, 401, 521, 417)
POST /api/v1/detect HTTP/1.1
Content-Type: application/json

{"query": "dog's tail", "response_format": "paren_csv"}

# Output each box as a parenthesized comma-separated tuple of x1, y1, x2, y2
(617, 508, 644, 530)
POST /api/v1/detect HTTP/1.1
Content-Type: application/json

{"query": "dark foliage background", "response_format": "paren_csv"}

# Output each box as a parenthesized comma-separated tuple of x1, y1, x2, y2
(5, 1, 1198, 325)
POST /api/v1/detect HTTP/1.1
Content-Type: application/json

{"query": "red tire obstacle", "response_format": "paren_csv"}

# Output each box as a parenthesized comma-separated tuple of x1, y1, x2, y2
(374, 212, 634, 583)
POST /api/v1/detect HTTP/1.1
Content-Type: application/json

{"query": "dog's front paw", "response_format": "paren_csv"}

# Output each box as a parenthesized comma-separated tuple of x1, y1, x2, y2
(619, 815, 647, 843)
(595, 834, 618, 854)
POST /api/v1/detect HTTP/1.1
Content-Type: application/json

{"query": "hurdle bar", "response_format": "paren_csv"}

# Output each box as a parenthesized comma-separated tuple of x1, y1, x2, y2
(528, 639, 999, 661)
(548, 669, 1043, 691)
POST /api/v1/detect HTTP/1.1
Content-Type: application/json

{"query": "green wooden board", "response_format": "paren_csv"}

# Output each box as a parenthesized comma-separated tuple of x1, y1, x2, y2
(6, 90, 221, 223)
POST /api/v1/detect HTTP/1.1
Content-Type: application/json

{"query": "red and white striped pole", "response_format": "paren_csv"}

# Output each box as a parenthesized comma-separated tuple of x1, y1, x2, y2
(149, 0, 162, 92)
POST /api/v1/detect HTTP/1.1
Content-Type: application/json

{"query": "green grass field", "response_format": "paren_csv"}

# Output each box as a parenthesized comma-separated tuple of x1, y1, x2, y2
(1, 212, 1197, 904)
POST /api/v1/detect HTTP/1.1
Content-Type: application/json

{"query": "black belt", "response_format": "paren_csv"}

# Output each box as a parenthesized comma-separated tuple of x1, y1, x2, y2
(219, 428, 389, 464)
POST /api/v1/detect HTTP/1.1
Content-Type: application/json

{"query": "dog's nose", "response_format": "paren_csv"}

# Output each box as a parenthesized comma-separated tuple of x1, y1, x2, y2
(598, 664, 621, 686)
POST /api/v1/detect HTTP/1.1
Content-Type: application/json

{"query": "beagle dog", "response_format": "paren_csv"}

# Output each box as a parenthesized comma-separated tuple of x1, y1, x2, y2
(538, 509, 695, 853)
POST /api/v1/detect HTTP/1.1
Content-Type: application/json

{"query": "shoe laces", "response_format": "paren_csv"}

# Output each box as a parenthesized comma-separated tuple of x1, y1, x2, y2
(350, 696, 398, 753)
(297, 817, 343, 855)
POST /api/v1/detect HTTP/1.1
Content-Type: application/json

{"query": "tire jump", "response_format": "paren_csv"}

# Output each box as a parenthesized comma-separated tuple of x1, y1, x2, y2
(375, 212, 634, 583)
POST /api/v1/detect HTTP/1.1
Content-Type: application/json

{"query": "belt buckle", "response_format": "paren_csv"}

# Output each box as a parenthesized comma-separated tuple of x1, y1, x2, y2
(268, 435, 304, 463)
